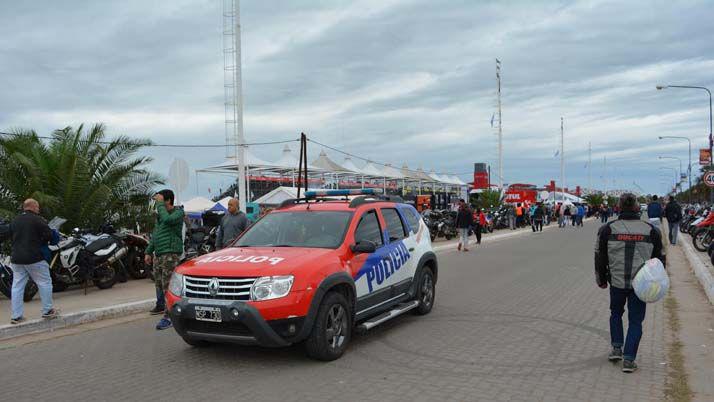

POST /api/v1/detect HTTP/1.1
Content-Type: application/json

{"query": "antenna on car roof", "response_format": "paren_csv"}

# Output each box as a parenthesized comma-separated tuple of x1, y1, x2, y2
(297, 132, 309, 208)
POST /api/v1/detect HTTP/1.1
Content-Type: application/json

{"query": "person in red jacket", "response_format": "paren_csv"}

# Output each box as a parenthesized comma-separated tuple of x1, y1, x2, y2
(472, 207, 487, 244)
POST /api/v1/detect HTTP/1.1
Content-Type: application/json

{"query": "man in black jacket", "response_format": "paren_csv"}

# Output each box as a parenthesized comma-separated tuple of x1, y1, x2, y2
(594, 193, 665, 373)
(664, 196, 682, 245)
(8, 199, 59, 324)
(455, 199, 473, 252)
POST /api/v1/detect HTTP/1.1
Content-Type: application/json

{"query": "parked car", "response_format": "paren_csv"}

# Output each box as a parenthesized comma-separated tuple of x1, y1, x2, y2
(165, 189, 438, 361)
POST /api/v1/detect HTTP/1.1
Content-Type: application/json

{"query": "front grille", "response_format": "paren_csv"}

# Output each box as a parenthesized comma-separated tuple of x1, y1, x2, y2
(185, 319, 252, 337)
(184, 275, 256, 301)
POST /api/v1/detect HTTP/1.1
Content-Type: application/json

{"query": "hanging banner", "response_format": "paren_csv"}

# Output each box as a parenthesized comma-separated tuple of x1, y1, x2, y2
(700, 148, 711, 165)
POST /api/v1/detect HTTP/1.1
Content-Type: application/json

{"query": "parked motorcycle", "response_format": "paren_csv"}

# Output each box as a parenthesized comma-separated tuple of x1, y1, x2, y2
(0, 255, 38, 301)
(691, 211, 714, 252)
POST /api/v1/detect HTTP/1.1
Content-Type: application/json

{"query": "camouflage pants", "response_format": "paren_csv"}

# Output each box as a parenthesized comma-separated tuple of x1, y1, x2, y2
(154, 253, 181, 294)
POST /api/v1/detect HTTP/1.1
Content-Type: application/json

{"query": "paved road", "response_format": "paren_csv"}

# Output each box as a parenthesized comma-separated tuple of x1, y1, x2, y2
(1, 220, 668, 402)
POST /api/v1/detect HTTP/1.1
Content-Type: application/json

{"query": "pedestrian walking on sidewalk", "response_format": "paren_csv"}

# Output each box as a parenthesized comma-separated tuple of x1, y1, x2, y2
(7, 199, 60, 324)
(664, 196, 682, 245)
(533, 203, 545, 232)
(594, 193, 666, 373)
(215, 197, 248, 249)
(144, 189, 185, 330)
(647, 195, 663, 221)
(577, 203, 585, 227)
(476, 208, 487, 244)
(564, 205, 572, 228)
(455, 199, 473, 252)
(508, 205, 516, 230)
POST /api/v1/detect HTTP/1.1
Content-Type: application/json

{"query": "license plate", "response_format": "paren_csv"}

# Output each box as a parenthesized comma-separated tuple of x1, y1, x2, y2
(195, 306, 222, 322)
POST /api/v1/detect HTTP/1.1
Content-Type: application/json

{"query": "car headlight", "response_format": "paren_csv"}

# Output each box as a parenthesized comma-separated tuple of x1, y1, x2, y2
(168, 272, 184, 297)
(250, 275, 294, 301)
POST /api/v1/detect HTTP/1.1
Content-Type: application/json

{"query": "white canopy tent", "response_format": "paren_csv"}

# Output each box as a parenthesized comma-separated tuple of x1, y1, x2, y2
(181, 196, 215, 214)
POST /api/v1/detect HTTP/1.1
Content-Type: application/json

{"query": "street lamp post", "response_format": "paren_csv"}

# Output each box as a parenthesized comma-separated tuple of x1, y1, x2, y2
(659, 136, 691, 202)
(657, 84, 713, 202)
(658, 155, 682, 187)
(659, 167, 678, 194)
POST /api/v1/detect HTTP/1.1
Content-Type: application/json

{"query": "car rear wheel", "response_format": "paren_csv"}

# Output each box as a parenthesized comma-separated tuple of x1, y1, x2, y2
(413, 267, 435, 315)
(305, 291, 352, 361)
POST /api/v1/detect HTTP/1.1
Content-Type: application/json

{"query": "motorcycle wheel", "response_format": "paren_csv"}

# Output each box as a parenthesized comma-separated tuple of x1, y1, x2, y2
(693, 228, 711, 252)
(93, 262, 118, 290)
(445, 234, 452, 240)
(0, 265, 38, 301)
(487, 226, 494, 233)
(430, 233, 436, 242)
(126, 250, 149, 280)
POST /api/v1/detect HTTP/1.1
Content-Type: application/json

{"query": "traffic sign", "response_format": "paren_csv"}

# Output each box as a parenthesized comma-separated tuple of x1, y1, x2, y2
(703, 171, 714, 187)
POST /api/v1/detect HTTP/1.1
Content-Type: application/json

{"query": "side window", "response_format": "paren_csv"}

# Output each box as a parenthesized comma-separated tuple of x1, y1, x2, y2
(354, 210, 383, 247)
(381, 208, 407, 241)
(403, 208, 420, 234)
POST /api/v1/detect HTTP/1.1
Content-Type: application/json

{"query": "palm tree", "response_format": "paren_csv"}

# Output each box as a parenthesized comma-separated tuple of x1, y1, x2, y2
(0, 123, 163, 230)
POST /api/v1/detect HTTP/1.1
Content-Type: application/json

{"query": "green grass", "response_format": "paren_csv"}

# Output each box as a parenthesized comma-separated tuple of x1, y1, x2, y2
(664, 295, 693, 402)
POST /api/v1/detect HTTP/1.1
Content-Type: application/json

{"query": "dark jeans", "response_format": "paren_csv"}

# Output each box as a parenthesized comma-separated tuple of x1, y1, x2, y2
(668, 221, 679, 245)
(610, 287, 646, 361)
(473, 224, 482, 244)
(155, 286, 165, 309)
(534, 219, 543, 231)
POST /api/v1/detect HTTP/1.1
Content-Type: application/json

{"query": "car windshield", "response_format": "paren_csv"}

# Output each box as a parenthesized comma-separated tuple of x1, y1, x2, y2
(234, 211, 353, 249)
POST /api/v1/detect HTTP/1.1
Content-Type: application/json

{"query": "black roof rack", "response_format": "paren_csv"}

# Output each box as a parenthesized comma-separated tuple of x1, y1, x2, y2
(348, 195, 404, 208)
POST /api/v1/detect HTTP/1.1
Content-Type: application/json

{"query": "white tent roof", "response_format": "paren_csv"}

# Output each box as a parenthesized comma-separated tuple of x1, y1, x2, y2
(311, 150, 349, 172)
(382, 164, 405, 179)
(546, 191, 584, 204)
(429, 170, 451, 184)
(253, 186, 320, 206)
(200, 150, 276, 171)
(449, 175, 467, 186)
(361, 161, 385, 177)
(341, 157, 367, 175)
(181, 196, 215, 213)
(274, 145, 323, 171)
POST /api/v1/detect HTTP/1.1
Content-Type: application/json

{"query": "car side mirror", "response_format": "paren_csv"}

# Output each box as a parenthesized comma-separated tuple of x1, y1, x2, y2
(351, 240, 377, 254)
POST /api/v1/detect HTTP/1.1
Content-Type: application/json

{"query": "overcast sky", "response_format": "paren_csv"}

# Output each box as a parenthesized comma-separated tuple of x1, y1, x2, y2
(2, 0, 713, 198)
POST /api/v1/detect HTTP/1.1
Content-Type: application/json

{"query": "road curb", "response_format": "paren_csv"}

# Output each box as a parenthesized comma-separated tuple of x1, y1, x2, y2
(0, 298, 154, 341)
(680, 235, 714, 306)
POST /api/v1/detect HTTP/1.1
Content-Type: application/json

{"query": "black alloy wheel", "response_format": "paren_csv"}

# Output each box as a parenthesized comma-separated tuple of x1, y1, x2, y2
(305, 291, 352, 361)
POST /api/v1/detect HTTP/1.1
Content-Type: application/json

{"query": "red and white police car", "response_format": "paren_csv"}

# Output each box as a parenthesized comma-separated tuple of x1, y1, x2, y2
(166, 189, 438, 360)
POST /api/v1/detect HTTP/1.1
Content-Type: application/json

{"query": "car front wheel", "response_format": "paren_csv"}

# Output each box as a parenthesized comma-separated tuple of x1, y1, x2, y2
(305, 291, 352, 361)
(414, 267, 435, 315)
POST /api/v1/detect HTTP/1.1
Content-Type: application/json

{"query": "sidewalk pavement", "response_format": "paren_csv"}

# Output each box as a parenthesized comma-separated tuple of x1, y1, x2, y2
(0, 279, 155, 340)
(679, 232, 714, 305)
(666, 227, 714, 401)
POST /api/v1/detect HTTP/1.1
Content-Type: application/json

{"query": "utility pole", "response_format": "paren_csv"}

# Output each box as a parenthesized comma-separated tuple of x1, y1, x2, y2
(496, 59, 503, 190)
(588, 141, 592, 195)
(603, 156, 608, 196)
(560, 117, 564, 202)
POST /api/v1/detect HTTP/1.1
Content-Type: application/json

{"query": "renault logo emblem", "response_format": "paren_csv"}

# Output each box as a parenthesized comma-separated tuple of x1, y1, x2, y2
(207, 278, 220, 296)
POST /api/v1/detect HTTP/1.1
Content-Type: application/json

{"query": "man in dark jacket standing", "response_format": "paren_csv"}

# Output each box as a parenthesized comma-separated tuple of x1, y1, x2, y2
(144, 189, 185, 330)
(8, 199, 59, 324)
(647, 195, 662, 221)
(595, 193, 665, 373)
(455, 199, 473, 252)
(215, 198, 248, 249)
(664, 196, 682, 245)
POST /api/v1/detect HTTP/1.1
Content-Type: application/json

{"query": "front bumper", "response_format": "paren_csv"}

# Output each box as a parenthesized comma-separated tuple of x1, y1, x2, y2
(170, 299, 305, 347)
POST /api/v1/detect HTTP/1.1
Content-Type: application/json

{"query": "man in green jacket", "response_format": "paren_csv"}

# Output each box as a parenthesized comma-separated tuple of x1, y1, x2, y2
(144, 189, 184, 330)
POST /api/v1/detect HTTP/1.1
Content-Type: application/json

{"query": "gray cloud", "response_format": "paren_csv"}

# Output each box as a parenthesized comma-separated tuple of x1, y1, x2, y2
(1, 0, 713, 197)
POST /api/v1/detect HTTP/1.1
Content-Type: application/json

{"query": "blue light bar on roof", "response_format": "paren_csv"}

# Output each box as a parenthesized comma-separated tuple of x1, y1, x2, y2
(304, 188, 383, 198)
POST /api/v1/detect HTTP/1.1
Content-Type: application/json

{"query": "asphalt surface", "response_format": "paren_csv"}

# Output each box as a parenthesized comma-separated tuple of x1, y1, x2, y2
(0, 220, 668, 402)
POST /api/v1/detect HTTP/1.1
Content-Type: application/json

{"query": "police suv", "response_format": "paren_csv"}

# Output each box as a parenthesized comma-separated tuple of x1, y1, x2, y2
(165, 189, 438, 360)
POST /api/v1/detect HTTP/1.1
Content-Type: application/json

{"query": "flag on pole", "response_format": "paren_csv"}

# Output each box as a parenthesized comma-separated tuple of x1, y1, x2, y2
(490, 113, 495, 128)
(554, 150, 560, 157)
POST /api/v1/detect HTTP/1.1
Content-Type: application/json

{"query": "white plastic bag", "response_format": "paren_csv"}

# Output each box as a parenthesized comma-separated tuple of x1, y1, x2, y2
(632, 258, 669, 303)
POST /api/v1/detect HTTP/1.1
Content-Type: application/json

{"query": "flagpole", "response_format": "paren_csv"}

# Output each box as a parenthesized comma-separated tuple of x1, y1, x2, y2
(496, 59, 503, 190)
(561, 117, 564, 203)
(588, 142, 592, 195)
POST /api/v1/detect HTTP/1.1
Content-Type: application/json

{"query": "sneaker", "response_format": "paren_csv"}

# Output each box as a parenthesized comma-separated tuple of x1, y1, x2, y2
(149, 305, 166, 315)
(155, 317, 172, 330)
(42, 309, 60, 319)
(608, 347, 623, 361)
(457, 243, 462, 251)
(10, 316, 26, 325)
(463, 248, 469, 252)
(622, 360, 638, 373)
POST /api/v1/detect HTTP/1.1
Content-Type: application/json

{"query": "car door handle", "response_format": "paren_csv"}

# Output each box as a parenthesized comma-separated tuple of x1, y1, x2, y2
(408, 247, 415, 252)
